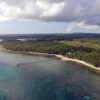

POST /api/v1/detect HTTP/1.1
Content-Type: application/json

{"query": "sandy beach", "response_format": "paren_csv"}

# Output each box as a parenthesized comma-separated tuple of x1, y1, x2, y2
(55, 55, 100, 74)
(0, 45, 100, 74)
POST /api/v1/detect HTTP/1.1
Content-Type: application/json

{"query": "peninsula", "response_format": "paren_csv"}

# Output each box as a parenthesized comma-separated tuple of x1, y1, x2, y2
(0, 37, 100, 74)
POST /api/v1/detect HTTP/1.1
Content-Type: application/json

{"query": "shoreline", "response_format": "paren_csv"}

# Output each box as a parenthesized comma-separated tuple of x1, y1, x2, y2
(0, 46, 100, 75)
(55, 55, 100, 75)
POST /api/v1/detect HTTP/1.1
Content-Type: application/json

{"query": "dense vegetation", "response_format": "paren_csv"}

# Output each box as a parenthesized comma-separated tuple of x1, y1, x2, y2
(1, 38, 100, 67)
(61, 38, 100, 66)
(1, 42, 69, 54)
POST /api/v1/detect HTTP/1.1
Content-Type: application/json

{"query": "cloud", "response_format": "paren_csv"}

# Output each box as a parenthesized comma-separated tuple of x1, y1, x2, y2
(66, 21, 100, 33)
(66, 26, 73, 33)
(0, 0, 100, 28)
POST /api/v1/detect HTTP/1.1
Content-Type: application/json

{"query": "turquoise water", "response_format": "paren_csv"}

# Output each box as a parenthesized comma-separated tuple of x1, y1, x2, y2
(0, 52, 100, 100)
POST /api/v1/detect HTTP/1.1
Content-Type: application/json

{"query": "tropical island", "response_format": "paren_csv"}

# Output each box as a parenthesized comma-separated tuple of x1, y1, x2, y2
(0, 34, 100, 74)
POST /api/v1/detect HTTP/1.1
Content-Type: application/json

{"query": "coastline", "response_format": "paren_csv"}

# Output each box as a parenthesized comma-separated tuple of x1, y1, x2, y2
(55, 55, 100, 75)
(0, 46, 100, 75)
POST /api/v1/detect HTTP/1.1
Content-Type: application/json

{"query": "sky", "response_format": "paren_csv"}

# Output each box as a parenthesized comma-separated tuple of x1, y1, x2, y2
(0, 0, 100, 34)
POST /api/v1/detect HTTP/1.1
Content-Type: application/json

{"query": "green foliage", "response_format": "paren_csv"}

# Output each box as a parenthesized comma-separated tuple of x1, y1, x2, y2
(1, 41, 69, 55)
(1, 38, 100, 67)
(68, 51, 100, 67)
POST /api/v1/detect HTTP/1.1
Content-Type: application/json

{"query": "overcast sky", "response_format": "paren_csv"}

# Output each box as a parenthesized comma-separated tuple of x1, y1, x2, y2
(0, 0, 100, 34)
